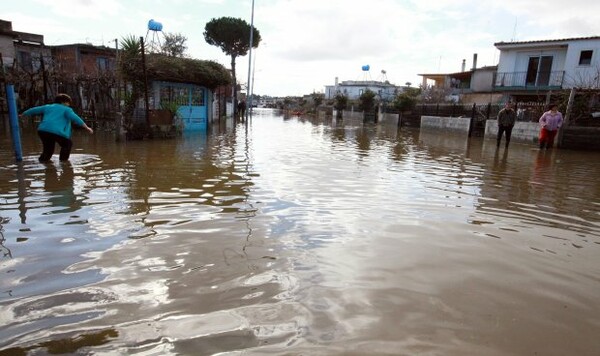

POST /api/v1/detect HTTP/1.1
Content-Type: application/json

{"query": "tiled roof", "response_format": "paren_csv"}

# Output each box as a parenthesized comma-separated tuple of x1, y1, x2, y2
(495, 36, 600, 47)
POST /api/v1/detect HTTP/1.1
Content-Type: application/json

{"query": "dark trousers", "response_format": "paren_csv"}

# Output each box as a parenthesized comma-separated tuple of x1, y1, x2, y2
(38, 131, 73, 162)
(497, 124, 514, 147)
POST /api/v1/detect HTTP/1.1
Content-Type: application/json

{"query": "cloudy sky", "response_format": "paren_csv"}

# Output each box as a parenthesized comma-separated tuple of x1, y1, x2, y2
(4, 0, 599, 96)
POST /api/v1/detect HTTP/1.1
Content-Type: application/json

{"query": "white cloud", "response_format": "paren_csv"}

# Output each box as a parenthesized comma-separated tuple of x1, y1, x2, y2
(32, 0, 123, 19)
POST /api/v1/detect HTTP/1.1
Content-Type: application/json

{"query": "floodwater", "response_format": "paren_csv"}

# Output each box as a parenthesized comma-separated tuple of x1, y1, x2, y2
(1, 109, 600, 355)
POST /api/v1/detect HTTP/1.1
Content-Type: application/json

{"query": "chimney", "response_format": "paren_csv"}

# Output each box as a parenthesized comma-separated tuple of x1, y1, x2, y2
(461, 59, 466, 72)
(472, 53, 478, 70)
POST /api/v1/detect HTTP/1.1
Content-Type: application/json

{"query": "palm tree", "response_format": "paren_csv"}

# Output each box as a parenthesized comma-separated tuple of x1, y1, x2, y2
(118, 35, 147, 138)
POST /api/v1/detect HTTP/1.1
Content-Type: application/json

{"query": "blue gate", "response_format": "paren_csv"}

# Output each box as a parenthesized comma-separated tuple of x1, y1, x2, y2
(158, 82, 208, 132)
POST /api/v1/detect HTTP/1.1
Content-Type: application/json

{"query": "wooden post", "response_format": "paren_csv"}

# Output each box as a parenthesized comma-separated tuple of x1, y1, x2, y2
(140, 37, 150, 128)
(114, 39, 120, 112)
(557, 87, 576, 147)
(468, 103, 476, 137)
(40, 49, 49, 103)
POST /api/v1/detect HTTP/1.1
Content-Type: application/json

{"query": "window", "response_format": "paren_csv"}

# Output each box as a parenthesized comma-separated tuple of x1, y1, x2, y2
(18, 51, 32, 71)
(31, 52, 41, 71)
(97, 57, 110, 71)
(526, 55, 553, 86)
(160, 85, 188, 106)
(579, 50, 593, 66)
(191, 87, 204, 106)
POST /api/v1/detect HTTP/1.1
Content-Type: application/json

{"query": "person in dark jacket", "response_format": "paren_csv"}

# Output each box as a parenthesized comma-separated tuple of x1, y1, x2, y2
(497, 101, 516, 148)
(21, 94, 94, 162)
(237, 100, 247, 119)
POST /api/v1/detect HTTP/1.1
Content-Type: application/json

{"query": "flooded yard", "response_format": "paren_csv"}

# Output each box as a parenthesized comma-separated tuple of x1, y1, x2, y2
(1, 109, 600, 355)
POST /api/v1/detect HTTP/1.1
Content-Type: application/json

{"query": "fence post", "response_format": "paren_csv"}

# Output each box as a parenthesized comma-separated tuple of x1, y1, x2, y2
(436, 103, 439, 115)
(486, 103, 491, 120)
(557, 88, 576, 148)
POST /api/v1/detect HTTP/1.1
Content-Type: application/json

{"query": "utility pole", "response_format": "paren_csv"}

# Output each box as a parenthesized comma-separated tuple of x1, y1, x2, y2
(246, 0, 255, 122)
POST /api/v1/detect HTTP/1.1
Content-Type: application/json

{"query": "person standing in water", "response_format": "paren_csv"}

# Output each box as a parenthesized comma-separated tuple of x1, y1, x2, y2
(21, 94, 94, 162)
(538, 104, 563, 149)
(496, 101, 516, 148)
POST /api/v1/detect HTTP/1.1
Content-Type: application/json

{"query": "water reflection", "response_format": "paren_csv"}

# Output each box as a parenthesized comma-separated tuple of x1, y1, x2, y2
(43, 162, 77, 213)
(1, 113, 600, 354)
(0, 328, 118, 355)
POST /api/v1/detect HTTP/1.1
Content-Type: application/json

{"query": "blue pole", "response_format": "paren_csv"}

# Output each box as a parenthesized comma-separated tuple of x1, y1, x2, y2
(6, 84, 23, 162)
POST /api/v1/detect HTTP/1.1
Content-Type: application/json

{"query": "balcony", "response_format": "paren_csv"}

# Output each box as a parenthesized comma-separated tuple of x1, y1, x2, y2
(493, 71, 564, 91)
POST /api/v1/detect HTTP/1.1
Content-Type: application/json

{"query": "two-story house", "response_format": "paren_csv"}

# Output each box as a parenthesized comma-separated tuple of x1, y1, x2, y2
(493, 36, 600, 101)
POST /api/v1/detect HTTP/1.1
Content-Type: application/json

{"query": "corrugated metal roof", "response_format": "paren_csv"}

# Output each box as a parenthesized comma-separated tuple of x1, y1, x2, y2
(495, 36, 600, 47)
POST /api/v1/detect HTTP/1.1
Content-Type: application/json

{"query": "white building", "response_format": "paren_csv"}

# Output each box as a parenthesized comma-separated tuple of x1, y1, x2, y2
(325, 77, 401, 101)
(494, 36, 600, 97)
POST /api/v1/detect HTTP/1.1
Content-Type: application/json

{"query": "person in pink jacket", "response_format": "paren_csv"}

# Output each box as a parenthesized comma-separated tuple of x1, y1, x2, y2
(538, 104, 563, 149)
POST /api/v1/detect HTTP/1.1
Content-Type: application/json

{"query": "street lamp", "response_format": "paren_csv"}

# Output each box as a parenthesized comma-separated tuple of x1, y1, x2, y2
(246, 0, 255, 121)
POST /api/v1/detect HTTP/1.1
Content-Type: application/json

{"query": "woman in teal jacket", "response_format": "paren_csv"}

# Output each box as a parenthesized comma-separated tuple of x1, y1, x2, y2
(21, 94, 94, 162)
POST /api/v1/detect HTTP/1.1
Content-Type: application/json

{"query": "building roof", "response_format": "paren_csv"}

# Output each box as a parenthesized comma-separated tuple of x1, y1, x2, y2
(336, 80, 397, 88)
(495, 36, 600, 48)
(0, 19, 44, 45)
(419, 65, 497, 78)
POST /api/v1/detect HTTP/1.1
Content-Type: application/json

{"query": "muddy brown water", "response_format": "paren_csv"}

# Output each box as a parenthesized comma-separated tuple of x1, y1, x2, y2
(1, 110, 600, 355)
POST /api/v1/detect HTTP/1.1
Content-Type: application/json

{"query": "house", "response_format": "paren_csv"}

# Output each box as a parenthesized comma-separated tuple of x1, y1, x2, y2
(493, 36, 600, 101)
(141, 54, 231, 133)
(50, 43, 118, 118)
(0, 19, 48, 71)
(325, 77, 401, 102)
(419, 54, 501, 104)
(51, 43, 116, 76)
(0, 19, 52, 108)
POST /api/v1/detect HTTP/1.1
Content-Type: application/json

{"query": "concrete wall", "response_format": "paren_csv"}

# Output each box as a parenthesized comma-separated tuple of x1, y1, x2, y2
(421, 116, 471, 133)
(338, 110, 363, 120)
(485, 120, 539, 144)
(471, 68, 495, 92)
(460, 92, 504, 105)
(0, 35, 15, 67)
(561, 126, 600, 150)
(379, 113, 398, 126)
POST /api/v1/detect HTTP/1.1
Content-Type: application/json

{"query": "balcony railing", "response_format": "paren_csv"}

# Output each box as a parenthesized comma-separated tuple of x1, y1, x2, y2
(493, 71, 564, 90)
